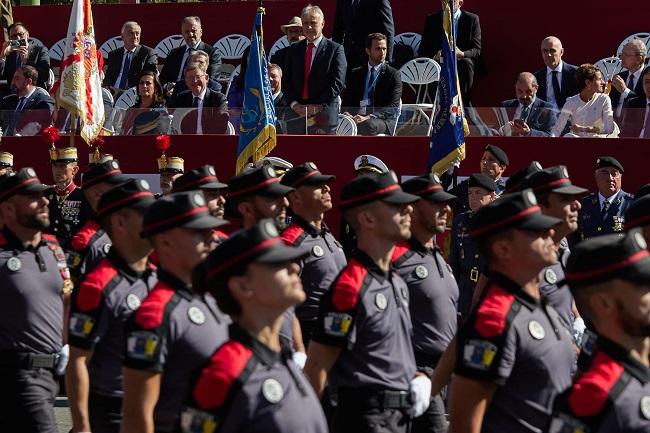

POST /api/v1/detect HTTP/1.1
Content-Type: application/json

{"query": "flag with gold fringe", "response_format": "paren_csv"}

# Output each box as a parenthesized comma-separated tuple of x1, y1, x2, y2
(236, 6, 276, 174)
(427, 0, 467, 175)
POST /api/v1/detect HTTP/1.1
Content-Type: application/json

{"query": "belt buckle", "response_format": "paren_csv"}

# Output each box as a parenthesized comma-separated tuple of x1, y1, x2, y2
(470, 267, 479, 282)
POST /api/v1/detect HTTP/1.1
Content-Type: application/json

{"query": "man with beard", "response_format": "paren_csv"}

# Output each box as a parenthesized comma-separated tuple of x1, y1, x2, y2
(0, 168, 73, 433)
(547, 230, 650, 432)
(500, 72, 557, 137)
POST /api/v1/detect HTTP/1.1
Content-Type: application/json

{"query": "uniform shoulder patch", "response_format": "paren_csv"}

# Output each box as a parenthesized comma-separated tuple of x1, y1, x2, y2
(280, 224, 306, 246)
(134, 282, 176, 330)
(71, 220, 101, 251)
(474, 285, 516, 338)
(391, 241, 411, 262)
(193, 340, 253, 410)
(332, 259, 369, 311)
(568, 351, 625, 417)
(42, 233, 59, 244)
(75, 259, 119, 312)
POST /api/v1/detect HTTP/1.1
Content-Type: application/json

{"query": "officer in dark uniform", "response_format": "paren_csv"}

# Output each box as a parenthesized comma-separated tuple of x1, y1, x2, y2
(625, 195, 650, 243)
(0, 150, 13, 175)
(182, 220, 329, 433)
(66, 179, 157, 433)
(547, 230, 650, 433)
(572, 156, 634, 243)
(158, 155, 184, 195)
(0, 168, 73, 433)
(305, 171, 432, 433)
(449, 173, 496, 319)
(45, 146, 92, 249)
(448, 190, 576, 433)
(280, 162, 347, 345)
(395, 173, 458, 433)
(121, 192, 230, 433)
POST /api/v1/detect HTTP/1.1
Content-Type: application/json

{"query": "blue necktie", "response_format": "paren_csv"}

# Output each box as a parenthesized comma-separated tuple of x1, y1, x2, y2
(118, 52, 131, 89)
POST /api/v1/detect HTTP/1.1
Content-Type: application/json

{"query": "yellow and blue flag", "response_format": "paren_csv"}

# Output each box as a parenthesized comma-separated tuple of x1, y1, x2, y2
(236, 7, 277, 174)
(428, 0, 467, 175)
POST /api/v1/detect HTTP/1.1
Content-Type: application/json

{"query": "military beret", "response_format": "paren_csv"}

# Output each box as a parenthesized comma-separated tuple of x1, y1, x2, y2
(519, 165, 588, 196)
(0, 167, 48, 201)
(504, 161, 543, 193)
(401, 173, 456, 202)
(354, 154, 389, 174)
(624, 196, 650, 230)
(595, 156, 624, 173)
(172, 165, 228, 193)
(228, 166, 294, 200)
(468, 173, 497, 192)
(82, 159, 129, 190)
(280, 162, 335, 188)
(485, 144, 509, 166)
(96, 179, 156, 219)
(469, 189, 561, 239)
(566, 229, 650, 289)
(636, 184, 650, 199)
(339, 170, 419, 210)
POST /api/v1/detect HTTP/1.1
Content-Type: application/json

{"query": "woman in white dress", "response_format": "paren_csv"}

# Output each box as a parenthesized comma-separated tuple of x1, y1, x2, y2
(551, 63, 617, 137)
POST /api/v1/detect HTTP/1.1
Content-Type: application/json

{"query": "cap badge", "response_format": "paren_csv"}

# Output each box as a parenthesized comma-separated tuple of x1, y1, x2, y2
(103, 243, 112, 254)
(389, 171, 398, 183)
(6, 257, 22, 272)
(524, 190, 537, 206)
(312, 245, 324, 257)
(188, 306, 206, 325)
(432, 173, 440, 183)
(533, 161, 542, 170)
(360, 155, 369, 166)
(264, 166, 276, 178)
(126, 294, 141, 311)
(635, 232, 648, 250)
(640, 396, 650, 420)
(138, 179, 150, 191)
(415, 265, 428, 279)
(193, 193, 206, 207)
(544, 269, 557, 285)
(561, 166, 569, 178)
(26, 168, 36, 177)
(375, 293, 388, 310)
(262, 378, 284, 404)
(306, 162, 317, 170)
(208, 166, 216, 176)
(110, 160, 119, 169)
(528, 320, 545, 340)
(263, 221, 279, 237)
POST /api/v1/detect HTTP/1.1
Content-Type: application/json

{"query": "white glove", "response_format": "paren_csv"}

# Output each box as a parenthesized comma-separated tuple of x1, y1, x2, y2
(573, 317, 586, 344)
(408, 375, 431, 418)
(292, 351, 307, 370)
(55, 344, 69, 376)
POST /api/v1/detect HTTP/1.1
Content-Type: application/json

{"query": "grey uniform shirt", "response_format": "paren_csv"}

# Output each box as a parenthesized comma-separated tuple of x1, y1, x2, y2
(538, 243, 574, 329)
(312, 249, 416, 391)
(69, 250, 157, 397)
(0, 229, 67, 354)
(67, 218, 111, 280)
(455, 272, 575, 433)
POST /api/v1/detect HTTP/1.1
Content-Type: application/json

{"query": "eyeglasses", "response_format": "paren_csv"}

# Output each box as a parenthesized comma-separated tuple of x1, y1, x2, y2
(9, 32, 26, 39)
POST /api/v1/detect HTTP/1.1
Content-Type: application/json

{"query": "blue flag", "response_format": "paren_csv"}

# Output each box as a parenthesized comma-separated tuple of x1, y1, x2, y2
(236, 7, 277, 174)
(427, 0, 466, 175)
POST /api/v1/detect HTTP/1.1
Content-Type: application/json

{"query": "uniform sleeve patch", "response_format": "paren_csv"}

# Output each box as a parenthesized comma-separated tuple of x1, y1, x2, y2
(332, 259, 368, 311)
(474, 285, 516, 338)
(193, 341, 253, 410)
(71, 220, 100, 251)
(280, 224, 305, 246)
(75, 259, 119, 312)
(461, 339, 498, 370)
(568, 351, 625, 417)
(390, 241, 410, 262)
(134, 283, 176, 330)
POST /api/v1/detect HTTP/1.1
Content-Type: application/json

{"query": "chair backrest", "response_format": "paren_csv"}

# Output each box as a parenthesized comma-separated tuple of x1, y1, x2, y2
(46, 69, 55, 91)
(269, 36, 289, 57)
(336, 114, 358, 136)
(225, 65, 241, 97)
(214, 34, 251, 60)
(49, 38, 67, 62)
(394, 32, 422, 57)
(595, 56, 623, 80)
(226, 121, 235, 135)
(99, 36, 124, 59)
(400, 57, 441, 85)
(616, 32, 650, 57)
(114, 87, 138, 109)
(28, 37, 45, 48)
(102, 87, 114, 107)
(154, 35, 186, 60)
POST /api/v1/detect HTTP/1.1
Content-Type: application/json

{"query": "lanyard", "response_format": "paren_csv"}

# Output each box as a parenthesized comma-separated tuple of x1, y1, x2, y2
(363, 63, 382, 100)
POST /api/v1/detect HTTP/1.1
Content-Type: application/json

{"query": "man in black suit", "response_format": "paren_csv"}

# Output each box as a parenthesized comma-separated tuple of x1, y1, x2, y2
(268, 63, 289, 133)
(159, 16, 222, 88)
(282, 5, 347, 135)
(420, 0, 482, 104)
(332, 0, 394, 71)
(0, 65, 54, 136)
(343, 33, 401, 135)
(0, 22, 50, 92)
(270, 16, 304, 71)
(620, 66, 650, 138)
(533, 36, 579, 110)
(103, 21, 158, 96)
(167, 50, 222, 103)
(610, 40, 647, 121)
(500, 72, 557, 137)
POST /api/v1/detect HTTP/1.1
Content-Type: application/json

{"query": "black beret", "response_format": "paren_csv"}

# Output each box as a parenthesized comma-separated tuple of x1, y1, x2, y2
(485, 144, 509, 166)
(401, 173, 456, 202)
(281, 162, 335, 188)
(595, 156, 624, 173)
(468, 173, 497, 192)
(339, 171, 419, 210)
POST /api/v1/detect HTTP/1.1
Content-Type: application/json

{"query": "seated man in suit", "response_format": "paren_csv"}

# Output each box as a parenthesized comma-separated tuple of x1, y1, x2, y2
(610, 40, 647, 121)
(342, 32, 401, 135)
(268, 63, 289, 133)
(282, 4, 346, 135)
(270, 16, 304, 71)
(620, 65, 650, 138)
(159, 16, 221, 88)
(0, 65, 54, 136)
(500, 72, 557, 137)
(102, 21, 158, 98)
(534, 36, 579, 110)
(167, 49, 221, 101)
(0, 22, 50, 92)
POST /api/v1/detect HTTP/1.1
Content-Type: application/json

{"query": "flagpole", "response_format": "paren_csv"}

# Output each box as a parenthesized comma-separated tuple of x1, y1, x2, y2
(70, 113, 76, 147)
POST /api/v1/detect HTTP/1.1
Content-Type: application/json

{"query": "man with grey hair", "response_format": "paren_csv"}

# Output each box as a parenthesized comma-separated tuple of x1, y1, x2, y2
(159, 16, 221, 88)
(533, 36, 579, 109)
(500, 72, 557, 136)
(167, 49, 222, 103)
(611, 39, 648, 119)
(103, 21, 158, 95)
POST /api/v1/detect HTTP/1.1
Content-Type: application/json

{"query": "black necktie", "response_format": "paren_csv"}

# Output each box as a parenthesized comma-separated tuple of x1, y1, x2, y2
(15, 96, 26, 111)
(628, 74, 635, 91)
(192, 96, 200, 108)
(118, 52, 131, 89)
(601, 200, 610, 219)
(551, 70, 561, 105)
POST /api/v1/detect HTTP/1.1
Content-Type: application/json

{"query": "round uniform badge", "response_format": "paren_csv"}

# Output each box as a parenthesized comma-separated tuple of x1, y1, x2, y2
(415, 265, 428, 279)
(375, 293, 388, 310)
(188, 306, 206, 325)
(126, 294, 141, 311)
(262, 378, 284, 404)
(544, 269, 557, 285)
(528, 320, 546, 340)
(6, 257, 22, 272)
(312, 245, 324, 257)
(103, 243, 112, 254)
(640, 396, 650, 420)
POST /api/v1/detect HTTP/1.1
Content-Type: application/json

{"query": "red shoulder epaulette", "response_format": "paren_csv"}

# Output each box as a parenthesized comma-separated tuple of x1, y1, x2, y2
(391, 240, 411, 262)
(42, 233, 59, 244)
(75, 259, 119, 311)
(281, 223, 306, 246)
(193, 340, 253, 410)
(332, 258, 369, 311)
(473, 284, 516, 338)
(568, 351, 625, 417)
(134, 282, 176, 330)
(71, 220, 100, 251)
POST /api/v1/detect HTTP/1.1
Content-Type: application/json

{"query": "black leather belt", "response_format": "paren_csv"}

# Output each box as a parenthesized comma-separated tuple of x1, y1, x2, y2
(338, 387, 412, 409)
(0, 351, 59, 369)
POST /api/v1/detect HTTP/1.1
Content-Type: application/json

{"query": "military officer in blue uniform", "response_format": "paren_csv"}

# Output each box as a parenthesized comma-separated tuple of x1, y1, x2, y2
(547, 230, 650, 433)
(572, 156, 634, 244)
(625, 195, 650, 243)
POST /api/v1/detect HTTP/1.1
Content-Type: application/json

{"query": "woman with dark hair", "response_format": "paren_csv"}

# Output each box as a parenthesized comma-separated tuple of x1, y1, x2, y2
(133, 70, 166, 109)
(551, 63, 616, 137)
(122, 70, 170, 135)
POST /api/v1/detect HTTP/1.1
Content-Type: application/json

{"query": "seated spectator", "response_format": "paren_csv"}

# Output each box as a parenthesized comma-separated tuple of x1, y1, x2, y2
(342, 32, 401, 135)
(0, 65, 54, 136)
(534, 36, 579, 110)
(0, 22, 50, 92)
(500, 72, 556, 137)
(133, 70, 165, 109)
(551, 64, 616, 137)
(102, 21, 158, 98)
(167, 50, 221, 102)
(610, 40, 647, 121)
(620, 65, 650, 138)
(268, 63, 288, 133)
(270, 16, 304, 70)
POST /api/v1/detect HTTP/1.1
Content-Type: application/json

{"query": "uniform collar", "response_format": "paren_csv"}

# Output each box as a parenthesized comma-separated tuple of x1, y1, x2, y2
(106, 248, 153, 282)
(291, 214, 330, 237)
(156, 267, 193, 301)
(489, 271, 539, 310)
(55, 180, 77, 196)
(1, 226, 46, 251)
(407, 236, 436, 256)
(229, 323, 282, 367)
(598, 336, 650, 384)
(352, 248, 389, 282)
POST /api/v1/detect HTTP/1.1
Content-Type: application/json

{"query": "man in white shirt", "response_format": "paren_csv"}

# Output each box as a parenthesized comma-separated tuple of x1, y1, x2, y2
(610, 40, 647, 120)
(533, 36, 579, 109)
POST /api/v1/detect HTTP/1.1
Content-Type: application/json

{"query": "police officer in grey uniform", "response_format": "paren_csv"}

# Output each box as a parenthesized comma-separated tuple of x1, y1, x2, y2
(395, 174, 458, 433)
(181, 220, 329, 433)
(121, 192, 231, 433)
(0, 168, 73, 433)
(547, 230, 650, 433)
(66, 179, 157, 433)
(280, 162, 347, 345)
(448, 190, 576, 433)
(305, 171, 432, 433)
(625, 194, 650, 243)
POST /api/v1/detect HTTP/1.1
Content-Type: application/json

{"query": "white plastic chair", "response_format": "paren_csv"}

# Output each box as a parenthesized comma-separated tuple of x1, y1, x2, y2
(99, 36, 124, 58)
(616, 32, 650, 57)
(114, 87, 138, 109)
(214, 34, 251, 82)
(49, 38, 67, 63)
(154, 35, 185, 60)
(595, 56, 623, 80)
(336, 114, 357, 136)
(225, 65, 241, 98)
(394, 32, 422, 57)
(269, 36, 289, 58)
(46, 69, 55, 90)
(400, 57, 441, 107)
(226, 121, 235, 135)
(102, 87, 115, 107)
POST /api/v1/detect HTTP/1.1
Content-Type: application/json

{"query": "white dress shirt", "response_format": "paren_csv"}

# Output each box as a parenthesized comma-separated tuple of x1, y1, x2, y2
(193, 87, 207, 134)
(114, 48, 136, 88)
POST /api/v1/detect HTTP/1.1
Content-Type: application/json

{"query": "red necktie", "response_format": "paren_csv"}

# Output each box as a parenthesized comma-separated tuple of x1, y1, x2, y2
(302, 43, 315, 100)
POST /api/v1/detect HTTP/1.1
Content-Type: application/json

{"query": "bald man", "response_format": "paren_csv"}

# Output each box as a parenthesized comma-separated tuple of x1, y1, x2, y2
(500, 72, 557, 136)
(533, 36, 579, 109)
(610, 40, 647, 119)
